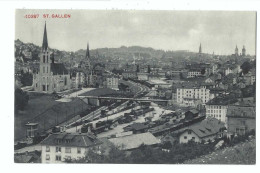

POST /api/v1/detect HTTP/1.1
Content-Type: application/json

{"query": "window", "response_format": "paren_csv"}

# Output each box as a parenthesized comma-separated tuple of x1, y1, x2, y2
(184, 136, 187, 139)
(77, 148, 81, 154)
(192, 137, 195, 140)
(36, 83, 38, 88)
(47, 66, 48, 73)
(65, 147, 71, 153)
(46, 146, 50, 152)
(43, 66, 45, 73)
(46, 154, 50, 161)
(43, 55, 45, 63)
(55, 155, 61, 161)
(188, 130, 192, 134)
(56, 147, 61, 153)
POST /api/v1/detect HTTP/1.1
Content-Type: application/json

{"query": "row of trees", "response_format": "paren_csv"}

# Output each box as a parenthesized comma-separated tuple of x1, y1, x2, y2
(65, 140, 217, 164)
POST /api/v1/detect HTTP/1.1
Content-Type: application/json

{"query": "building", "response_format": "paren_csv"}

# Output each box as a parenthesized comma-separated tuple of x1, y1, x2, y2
(122, 71, 137, 79)
(41, 133, 103, 163)
(106, 75, 119, 90)
(137, 72, 149, 81)
(235, 45, 239, 56)
(199, 43, 202, 56)
(205, 96, 238, 124)
(242, 45, 246, 56)
(242, 69, 256, 86)
(226, 105, 255, 137)
(70, 71, 85, 89)
(179, 117, 225, 143)
(187, 69, 202, 78)
(32, 22, 71, 93)
(176, 82, 211, 105)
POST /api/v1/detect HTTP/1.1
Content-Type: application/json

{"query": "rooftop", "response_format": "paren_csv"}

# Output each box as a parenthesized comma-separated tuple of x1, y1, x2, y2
(227, 105, 255, 118)
(108, 132, 160, 150)
(41, 132, 102, 148)
(185, 117, 225, 138)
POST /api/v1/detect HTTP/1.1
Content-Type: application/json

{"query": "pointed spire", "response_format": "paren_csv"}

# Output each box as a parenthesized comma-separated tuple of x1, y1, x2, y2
(42, 21, 48, 52)
(86, 42, 90, 58)
(199, 43, 202, 54)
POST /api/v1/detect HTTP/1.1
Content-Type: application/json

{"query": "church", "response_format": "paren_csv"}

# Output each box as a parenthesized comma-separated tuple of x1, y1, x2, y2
(32, 22, 71, 93)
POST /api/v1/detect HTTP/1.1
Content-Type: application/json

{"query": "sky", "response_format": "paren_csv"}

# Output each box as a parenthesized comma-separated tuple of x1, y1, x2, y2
(15, 10, 256, 55)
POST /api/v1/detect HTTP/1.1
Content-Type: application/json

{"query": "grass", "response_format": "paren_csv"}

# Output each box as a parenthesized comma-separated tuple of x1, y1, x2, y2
(15, 93, 58, 141)
(184, 138, 256, 164)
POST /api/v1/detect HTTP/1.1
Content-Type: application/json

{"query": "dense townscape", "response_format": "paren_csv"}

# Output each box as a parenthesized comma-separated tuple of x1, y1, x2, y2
(14, 22, 256, 164)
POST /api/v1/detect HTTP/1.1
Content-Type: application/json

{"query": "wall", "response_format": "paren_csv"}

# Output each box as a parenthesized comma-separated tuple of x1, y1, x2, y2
(179, 130, 201, 143)
(227, 117, 255, 135)
(41, 145, 88, 163)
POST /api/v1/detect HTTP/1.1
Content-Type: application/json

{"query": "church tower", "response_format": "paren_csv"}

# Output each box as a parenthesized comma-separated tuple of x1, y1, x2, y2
(235, 45, 239, 56)
(39, 22, 51, 91)
(242, 45, 246, 56)
(85, 42, 91, 71)
(199, 43, 202, 56)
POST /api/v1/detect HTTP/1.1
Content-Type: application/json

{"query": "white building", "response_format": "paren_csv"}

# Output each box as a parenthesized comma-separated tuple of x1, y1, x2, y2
(187, 70, 202, 78)
(205, 104, 228, 124)
(41, 133, 102, 163)
(106, 76, 119, 90)
(176, 84, 211, 105)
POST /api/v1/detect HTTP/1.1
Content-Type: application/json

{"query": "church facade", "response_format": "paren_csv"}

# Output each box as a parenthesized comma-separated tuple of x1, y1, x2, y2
(33, 23, 71, 93)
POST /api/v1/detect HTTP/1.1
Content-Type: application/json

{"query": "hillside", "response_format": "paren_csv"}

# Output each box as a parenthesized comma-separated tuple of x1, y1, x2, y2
(184, 138, 256, 164)
(15, 39, 207, 64)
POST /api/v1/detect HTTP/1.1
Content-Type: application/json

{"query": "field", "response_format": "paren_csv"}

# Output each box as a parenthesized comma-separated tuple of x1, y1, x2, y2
(184, 138, 256, 164)
(15, 91, 92, 142)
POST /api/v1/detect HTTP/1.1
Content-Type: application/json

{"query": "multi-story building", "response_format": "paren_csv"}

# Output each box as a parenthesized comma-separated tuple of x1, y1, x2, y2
(187, 69, 202, 78)
(41, 133, 103, 163)
(205, 96, 238, 124)
(33, 23, 71, 93)
(226, 105, 255, 137)
(106, 75, 119, 90)
(70, 71, 85, 89)
(122, 71, 137, 79)
(176, 82, 211, 105)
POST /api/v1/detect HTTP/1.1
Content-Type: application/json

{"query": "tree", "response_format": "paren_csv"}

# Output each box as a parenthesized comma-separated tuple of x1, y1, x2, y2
(20, 71, 33, 86)
(241, 61, 252, 74)
(15, 88, 29, 112)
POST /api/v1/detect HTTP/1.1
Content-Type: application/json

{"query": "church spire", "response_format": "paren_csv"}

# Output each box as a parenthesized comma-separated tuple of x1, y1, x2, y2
(199, 43, 202, 54)
(86, 42, 90, 58)
(42, 21, 48, 52)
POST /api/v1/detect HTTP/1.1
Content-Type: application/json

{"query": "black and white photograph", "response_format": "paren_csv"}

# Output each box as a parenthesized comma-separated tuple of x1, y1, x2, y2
(13, 9, 256, 164)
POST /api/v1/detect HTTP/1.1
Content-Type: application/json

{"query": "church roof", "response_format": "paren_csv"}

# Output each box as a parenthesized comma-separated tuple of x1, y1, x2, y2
(50, 63, 69, 75)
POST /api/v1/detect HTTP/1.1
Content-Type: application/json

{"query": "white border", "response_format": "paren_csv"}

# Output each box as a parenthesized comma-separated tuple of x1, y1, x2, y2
(0, 0, 258, 173)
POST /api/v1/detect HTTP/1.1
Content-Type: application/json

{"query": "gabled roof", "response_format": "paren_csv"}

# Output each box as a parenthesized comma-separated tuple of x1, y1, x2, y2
(41, 133, 102, 148)
(185, 117, 225, 138)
